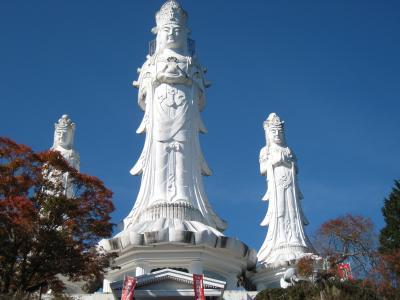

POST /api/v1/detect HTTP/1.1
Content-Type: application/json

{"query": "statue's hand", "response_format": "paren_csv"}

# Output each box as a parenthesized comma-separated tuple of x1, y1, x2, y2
(277, 148, 293, 165)
(269, 150, 283, 166)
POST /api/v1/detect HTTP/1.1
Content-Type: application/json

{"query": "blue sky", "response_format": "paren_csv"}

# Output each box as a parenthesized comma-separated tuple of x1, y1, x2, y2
(1, 0, 399, 250)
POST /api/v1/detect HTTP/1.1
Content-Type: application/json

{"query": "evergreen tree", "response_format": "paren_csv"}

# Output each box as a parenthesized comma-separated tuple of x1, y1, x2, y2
(379, 180, 400, 253)
(378, 180, 400, 288)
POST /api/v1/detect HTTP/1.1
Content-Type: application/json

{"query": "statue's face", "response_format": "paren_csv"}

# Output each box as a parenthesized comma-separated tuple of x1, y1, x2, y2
(158, 23, 187, 50)
(268, 127, 285, 145)
(55, 128, 73, 149)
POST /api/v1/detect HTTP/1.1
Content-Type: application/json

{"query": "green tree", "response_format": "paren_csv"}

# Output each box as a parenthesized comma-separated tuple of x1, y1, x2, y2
(378, 180, 400, 288)
(0, 137, 116, 297)
(379, 180, 400, 252)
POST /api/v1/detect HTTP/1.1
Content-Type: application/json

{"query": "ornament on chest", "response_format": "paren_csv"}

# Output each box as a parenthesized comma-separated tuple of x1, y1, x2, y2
(157, 85, 186, 109)
(156, 56, 192, 85)
(269, 146, 293, 166)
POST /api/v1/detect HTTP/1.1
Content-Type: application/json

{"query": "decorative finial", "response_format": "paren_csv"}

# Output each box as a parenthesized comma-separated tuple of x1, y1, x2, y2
(263, 113, 284, 131)
(55, 114, 75, 130)
(153, 0, 188, 32)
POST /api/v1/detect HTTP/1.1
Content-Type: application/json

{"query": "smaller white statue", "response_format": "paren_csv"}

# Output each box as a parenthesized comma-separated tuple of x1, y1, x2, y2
(51, 114, 80, 197)
(258, 113, 313, 266)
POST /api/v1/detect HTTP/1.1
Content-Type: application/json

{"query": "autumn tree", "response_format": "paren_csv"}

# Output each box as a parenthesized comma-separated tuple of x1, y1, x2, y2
(0, 137, 115, 297)
(314, 214, 377, 276)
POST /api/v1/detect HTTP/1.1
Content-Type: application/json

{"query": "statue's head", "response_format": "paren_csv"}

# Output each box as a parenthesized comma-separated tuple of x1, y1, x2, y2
(264, 113, 286, 146)
(153, 0, 189, 53)
(52, 114, 75, 150)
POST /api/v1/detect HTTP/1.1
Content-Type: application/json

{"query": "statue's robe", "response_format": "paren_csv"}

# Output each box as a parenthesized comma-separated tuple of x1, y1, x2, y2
(123, 51, 226, 233)
(258, 144, 313, 265)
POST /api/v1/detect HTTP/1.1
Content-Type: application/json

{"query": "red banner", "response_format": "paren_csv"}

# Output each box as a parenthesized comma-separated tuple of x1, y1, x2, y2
(193, 274, 205, 300)
(337, 263, 353, 280)
(121, 276, 137, 300)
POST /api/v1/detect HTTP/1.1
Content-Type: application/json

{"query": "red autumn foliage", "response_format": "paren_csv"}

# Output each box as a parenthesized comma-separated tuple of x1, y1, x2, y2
(383, 250, 400, 287)
(297, 256, 315, 277)
(315, 214, 376, 276)
(370, 250, 400, 293)
(0, 137, 116, 296)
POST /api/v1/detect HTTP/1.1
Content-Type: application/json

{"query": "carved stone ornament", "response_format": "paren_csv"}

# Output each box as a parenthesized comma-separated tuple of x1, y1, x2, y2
(154, 0, 188, 30)
(51, 114, 80, 171)
(48, 114, 80, 198)
(258, 113, 314, 266)
(100, 2, 258, 293)
(122, 0, 226, 234)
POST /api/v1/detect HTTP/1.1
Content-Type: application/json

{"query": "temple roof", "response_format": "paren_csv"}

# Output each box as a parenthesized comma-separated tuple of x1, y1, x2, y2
(110, 268, 226, 298)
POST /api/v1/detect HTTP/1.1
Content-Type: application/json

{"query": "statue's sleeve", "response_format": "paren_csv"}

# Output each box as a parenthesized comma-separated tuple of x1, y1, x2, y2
(189, 60, 207, 111)
(134, 59, 154, 112)
(135, 60, 155, 134)
(290, 150, 304, 199)
(259, 147, 268, 176)
(131, 59, 155, 174)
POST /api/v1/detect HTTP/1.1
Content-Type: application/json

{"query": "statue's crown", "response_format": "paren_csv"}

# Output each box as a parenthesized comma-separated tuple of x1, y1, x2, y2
(264, 113, 284, 130)
(155, 0, 188, 29)
(55, 114, 75, 130)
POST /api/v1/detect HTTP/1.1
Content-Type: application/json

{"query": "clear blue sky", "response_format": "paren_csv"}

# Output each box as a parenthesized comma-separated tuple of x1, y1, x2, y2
(1, 0, 399, 250)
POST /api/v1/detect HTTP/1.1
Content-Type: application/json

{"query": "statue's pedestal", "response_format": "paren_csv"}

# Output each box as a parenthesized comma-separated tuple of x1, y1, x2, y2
(99, 226, 257, 293)
(249, 265, 290, 290)
(249, 254, 324, 290)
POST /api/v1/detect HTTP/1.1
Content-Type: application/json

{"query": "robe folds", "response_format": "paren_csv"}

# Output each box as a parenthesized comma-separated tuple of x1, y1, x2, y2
(123, 52, 226, 232)
(258, 144, 313, 264)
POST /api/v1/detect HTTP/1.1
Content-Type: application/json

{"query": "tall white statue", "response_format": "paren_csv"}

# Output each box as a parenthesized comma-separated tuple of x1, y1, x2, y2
(258, 113, 313, 266)
(51, 114, 80, 198)
(123, 0, 226, 233)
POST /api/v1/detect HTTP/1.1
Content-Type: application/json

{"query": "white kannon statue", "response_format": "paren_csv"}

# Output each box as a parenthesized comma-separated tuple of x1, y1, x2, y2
(123, 0, 226, 233)
(258, 113, 313, 266)
(50, 114, 80, 198)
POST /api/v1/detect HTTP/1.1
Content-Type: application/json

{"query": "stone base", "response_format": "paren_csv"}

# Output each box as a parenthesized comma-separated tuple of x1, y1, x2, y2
(100, 226, 257, 291)
(249, 265, 289, 290)
(260, 244, 313, 266)
(139, 202, 205, 224)
(116, 218, 224, 241)
(44, 291, 260, 300)
(249, 254, 324, 290)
